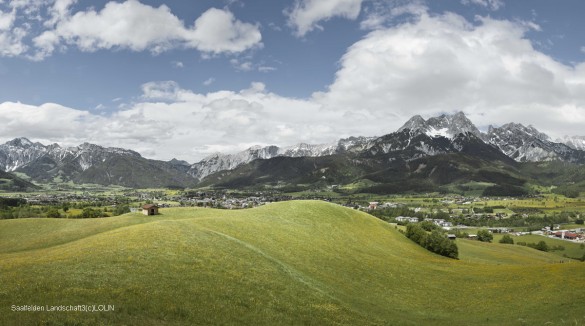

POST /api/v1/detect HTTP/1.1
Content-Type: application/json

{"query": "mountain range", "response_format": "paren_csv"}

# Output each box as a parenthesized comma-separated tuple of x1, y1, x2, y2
(2, 112, 585, 193)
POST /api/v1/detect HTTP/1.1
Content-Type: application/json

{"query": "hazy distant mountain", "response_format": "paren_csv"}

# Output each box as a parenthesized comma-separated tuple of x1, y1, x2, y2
(0, 138, 197, 188)
(559, 135, 585, 151)
(188, 138, 376, 181)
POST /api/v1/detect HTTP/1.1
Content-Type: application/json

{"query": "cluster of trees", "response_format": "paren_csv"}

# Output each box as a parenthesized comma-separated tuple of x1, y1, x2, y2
(0, 205, 44, 219)
(517, 241, 550, 252)
(447, 214, 571, 230)
(552, 186, 581, 198)
(0, 202, 131, 219)
(404, 223, 458, 259)
(482, 184, 529, 197)
(0, 198, 26, 208)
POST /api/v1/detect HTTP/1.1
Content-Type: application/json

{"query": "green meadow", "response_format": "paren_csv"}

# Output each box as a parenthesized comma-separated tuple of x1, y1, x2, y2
(1, 201, 584, 325)
(492, 233, 585, 260)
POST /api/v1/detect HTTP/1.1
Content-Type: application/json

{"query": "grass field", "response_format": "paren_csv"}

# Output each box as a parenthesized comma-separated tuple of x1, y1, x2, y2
(1, 201, 584, 325)
(492, 233, 585, 260)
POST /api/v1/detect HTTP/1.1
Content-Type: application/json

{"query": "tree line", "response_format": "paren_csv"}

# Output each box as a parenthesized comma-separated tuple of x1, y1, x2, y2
(404, 222, 458, 259)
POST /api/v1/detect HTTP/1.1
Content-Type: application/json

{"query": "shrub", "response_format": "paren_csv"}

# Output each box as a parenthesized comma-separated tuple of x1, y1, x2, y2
(46, 208, 61, 218)
(477, 229, 493, 243)
(527, 241, 549, 252)
(499, 234, 514, 244)
(550, 245, 565, 251)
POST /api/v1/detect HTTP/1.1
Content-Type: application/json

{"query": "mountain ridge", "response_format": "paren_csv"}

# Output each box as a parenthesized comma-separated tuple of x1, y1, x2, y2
(2, 112, 585, 189)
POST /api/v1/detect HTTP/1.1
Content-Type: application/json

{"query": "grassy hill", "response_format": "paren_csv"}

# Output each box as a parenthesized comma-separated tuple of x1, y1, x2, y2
(1, 201, 584, 325)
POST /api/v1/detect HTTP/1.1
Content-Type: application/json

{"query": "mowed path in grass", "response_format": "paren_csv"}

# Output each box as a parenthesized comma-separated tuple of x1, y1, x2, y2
(1, 201, 584, 325)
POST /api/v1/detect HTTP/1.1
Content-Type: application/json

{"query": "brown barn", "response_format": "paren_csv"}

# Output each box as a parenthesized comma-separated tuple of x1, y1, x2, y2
(142, 204, 159, 216)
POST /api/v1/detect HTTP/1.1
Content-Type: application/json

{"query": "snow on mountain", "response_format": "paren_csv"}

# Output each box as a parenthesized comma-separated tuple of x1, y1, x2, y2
(559, 136, 585, 151)
(485, 123, 579, 162)
(3, 111, 585, 185)
(0, 138, 141, 172)
(0, 138, 49, 171)
(337, 136, 377, 152)
(398, 112, 482, 139)
(188, 142, 339, 180)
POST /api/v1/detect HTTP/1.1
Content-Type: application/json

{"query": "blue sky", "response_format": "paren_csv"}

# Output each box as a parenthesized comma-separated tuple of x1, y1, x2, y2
(1, 0, 585, 162)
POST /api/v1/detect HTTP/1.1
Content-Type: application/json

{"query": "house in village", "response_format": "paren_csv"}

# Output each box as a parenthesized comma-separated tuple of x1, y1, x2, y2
(395, 216, 419, 223)
(142, 204, 159, 216)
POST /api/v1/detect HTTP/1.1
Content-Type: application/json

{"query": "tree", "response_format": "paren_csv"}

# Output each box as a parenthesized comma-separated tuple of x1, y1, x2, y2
(81, 207, 103, 218)
(426, 230, 458, 259)
(534, 240, 549, 252)
(499, 234, 514, 244)
(113, 205, 130, 216)
(476, 229, 493, 243)
(419, 220, 440, 232)
(406, 224, 427, 247)
(46, 208, 61, 218)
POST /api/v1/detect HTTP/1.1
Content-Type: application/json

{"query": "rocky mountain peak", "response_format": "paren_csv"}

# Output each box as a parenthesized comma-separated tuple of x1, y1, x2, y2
(398, 115, 426, 133)
(169, 158, 191, 166)
(485, 123, 583, 162)
(491, 123, 550, 142)
(5, 137, 36, 148)
(398, 112, 481, 139)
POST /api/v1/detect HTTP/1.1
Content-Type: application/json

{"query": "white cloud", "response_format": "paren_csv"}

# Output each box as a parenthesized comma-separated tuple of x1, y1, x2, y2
(258, 66, 276, 72)
(0, 8, 15, 30)
(187, 7, 262, 54)
(140, 81, 203, 102)
(316, 11, 585, 139)
(203, 78, 215, 86)
(0, 81, 359, 162)
(229, 58, 278, 72)
(171, 61, 184, 68)
(24, 1, 262, 59)
(461, 0, 504, 11)
(581, 46, 585, 54)
(0, 8, 28, 57)
(0, 102, 96, 141)
(360, 0, 427, 30)
(286, 0, 364, 37)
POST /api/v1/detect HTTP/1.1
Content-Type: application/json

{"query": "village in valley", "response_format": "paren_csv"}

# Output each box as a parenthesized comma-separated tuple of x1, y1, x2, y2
(2, 187, 584, 251)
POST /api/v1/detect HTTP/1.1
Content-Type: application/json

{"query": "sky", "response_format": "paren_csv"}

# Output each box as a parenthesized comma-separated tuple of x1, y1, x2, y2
(1, 0, 585, 163)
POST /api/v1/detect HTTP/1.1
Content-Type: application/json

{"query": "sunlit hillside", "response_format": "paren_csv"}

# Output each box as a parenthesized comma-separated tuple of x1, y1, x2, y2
(1, 201, 584, 325)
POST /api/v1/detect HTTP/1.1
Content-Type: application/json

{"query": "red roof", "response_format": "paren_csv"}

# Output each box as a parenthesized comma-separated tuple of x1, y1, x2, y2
(142, 204, 158, 209)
